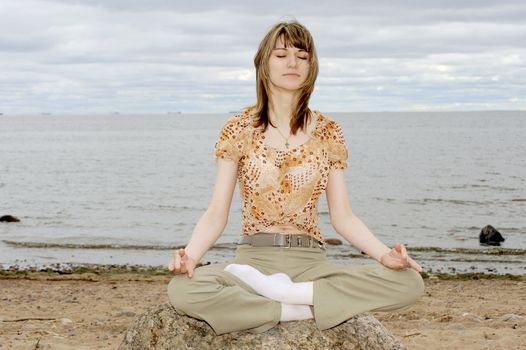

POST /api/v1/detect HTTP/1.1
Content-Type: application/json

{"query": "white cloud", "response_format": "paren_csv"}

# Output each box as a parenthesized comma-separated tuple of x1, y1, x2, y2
(0, 0, 525, 113)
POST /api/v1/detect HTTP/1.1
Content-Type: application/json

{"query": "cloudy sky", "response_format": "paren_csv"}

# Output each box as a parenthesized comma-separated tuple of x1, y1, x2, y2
(1, 0, 525, 114)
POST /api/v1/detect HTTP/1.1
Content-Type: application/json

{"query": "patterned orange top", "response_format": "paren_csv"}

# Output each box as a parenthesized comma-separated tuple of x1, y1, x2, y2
(214, 108, 349, 243)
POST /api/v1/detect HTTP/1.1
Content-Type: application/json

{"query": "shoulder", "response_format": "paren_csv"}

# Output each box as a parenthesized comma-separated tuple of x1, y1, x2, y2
(218, 108, 254, 139)
(314, 110, 346, 141)
(315, 111, 349, 166)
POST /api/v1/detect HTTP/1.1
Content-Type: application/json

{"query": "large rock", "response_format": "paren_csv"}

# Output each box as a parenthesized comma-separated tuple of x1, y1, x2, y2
(119, 303, 407, 350)
(479, 224, 505, 246)
(0, 215, 20, 222)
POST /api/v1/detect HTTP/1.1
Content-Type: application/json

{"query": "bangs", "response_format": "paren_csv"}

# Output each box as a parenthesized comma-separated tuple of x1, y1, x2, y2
(275, 27, 313, 52)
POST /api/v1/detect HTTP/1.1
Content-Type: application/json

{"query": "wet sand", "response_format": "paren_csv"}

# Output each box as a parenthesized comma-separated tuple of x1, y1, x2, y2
(0, 272, 524, 350)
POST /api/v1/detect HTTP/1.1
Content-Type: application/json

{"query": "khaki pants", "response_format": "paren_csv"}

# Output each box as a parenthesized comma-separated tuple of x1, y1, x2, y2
(167, 244, 424, 335)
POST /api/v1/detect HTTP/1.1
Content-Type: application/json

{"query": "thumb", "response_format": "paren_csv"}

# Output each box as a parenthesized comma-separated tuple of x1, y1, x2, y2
(178, 248, 186, 257)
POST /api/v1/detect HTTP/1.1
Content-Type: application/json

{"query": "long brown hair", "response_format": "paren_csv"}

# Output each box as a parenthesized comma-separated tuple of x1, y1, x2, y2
(246, 20, 319, 135)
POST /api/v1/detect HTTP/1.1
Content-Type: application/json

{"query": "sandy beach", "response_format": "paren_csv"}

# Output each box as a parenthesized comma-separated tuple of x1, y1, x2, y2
(0, 270, 524, 350)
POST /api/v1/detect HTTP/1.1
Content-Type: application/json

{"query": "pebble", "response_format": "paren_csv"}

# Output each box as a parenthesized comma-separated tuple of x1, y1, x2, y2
(61, 318, 73, 326)
(117, 311, 136, 317)
(447, 323, 465, 331)
(462, 313, 483, 323)
(324, 238, 342, 245)
(499, 314, 524, 322)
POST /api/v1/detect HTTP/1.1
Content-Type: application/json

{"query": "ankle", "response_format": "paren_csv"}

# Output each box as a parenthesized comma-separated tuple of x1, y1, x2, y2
(280, 303, 313, 322)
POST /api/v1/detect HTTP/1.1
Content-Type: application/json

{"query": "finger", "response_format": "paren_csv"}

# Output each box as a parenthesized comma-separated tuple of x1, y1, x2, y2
(187, 265, 194, 278)
(381, 256, 401, 270)
(174, 255, 181, 271)
(400, 244, 408, 259)
(395, 256, 406, 268)
(408, 256, 423, 272)
(178, 248, 185, 257)
(406, 255, 419, 270)
(394, 243, 408, 264)
(386, 255, 407, 269)
(389, 249, 403, 260)
(389, 262, 406, 270)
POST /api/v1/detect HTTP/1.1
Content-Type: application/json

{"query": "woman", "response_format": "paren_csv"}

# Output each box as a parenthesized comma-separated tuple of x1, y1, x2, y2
(167, 20, 424, 335)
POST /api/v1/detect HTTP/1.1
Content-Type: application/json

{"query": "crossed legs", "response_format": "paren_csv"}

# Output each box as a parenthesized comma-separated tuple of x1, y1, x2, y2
(168, 254, 425, 334)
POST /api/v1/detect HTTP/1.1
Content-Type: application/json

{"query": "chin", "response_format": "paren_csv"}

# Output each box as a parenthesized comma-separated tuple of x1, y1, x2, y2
(276, 83, 303, 91)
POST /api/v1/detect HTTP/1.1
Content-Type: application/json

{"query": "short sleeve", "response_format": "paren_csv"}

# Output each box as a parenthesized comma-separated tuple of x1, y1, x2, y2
(326, 120, 349, 170)
(213, 114, 248, 163)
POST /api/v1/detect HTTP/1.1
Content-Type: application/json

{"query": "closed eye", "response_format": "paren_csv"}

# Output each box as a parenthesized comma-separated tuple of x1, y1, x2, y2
(276, 55, 308, 60)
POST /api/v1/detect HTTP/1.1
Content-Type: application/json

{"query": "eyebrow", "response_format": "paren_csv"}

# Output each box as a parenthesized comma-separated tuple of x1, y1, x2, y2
(273, 48, 308, 53)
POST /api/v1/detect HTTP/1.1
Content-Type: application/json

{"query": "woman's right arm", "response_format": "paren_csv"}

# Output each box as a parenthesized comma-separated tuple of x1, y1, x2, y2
(168, 157, 238, 276)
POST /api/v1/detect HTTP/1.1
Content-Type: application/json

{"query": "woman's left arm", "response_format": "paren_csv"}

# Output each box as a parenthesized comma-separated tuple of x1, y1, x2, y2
(326, 168, 422, 272)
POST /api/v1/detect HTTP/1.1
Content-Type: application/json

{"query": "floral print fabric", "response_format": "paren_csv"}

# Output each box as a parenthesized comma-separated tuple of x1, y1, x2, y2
(214, 108, 348, 243)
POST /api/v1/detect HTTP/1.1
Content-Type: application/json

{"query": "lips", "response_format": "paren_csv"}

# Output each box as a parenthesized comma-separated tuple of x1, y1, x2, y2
(284, 73, 300, 77)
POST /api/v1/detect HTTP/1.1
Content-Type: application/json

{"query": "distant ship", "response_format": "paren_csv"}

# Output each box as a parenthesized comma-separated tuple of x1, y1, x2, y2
(166, 111, 182, 115)
(40, 112, 52, 116)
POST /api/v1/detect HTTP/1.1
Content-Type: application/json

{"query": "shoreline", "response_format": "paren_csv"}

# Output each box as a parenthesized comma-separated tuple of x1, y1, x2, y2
(2, 242, 525, 276)
(4, 240, 526, 254)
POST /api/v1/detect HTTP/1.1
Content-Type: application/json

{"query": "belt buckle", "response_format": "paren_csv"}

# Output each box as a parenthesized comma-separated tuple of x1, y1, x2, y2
(272, 233, 290, 248)
(296, 236, 303, 247)
(283, 234, 292, 248)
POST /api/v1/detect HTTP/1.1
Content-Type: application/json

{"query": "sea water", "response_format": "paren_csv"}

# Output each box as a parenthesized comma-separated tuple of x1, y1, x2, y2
(1, 111, 525, 274)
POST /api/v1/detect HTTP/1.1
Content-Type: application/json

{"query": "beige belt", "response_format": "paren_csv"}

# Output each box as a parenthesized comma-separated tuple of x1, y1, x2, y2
(239, 232, 325, 250)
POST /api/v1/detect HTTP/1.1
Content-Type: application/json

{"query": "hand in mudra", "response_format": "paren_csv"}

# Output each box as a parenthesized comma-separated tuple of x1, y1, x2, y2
(379, 243, 422, 272)
(168, 248, 197, 278)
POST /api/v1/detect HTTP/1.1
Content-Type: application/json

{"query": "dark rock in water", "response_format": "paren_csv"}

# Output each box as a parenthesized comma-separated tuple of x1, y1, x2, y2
(0, 215, 20, 223)
(324, 238, 342, 245)
(479, 224, 505, 246)
(120, 303, 407, 350)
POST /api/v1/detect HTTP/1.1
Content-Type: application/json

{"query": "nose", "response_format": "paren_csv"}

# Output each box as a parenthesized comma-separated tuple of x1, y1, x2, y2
(287, 55, 298, 68)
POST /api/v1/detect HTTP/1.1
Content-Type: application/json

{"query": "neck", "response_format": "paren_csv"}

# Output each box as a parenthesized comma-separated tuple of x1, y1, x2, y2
(268, 89, 299, 129)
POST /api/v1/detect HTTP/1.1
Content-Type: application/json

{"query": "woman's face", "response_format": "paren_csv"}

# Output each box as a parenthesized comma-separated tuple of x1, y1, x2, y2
(268, 35, 310, 93)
